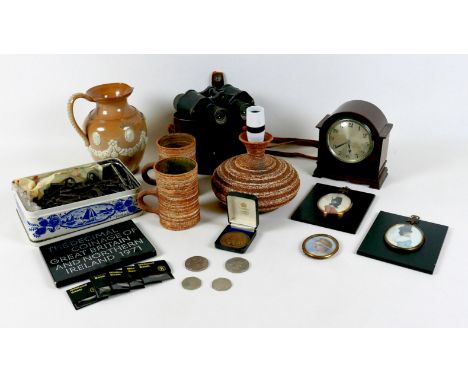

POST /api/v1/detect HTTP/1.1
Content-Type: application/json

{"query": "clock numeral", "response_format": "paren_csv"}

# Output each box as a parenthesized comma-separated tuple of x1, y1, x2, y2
(362, 133, 367, 138)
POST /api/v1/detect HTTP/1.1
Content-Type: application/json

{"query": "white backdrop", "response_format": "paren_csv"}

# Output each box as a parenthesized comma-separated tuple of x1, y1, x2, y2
(0, 55, 466, 327)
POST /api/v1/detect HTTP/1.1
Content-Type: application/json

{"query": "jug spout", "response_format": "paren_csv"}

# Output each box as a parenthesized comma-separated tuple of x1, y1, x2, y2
(86, 83, 134, 102)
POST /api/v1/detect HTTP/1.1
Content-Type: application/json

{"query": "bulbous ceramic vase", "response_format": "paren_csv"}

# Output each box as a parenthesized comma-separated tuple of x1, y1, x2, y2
(211, 132, 300, 212)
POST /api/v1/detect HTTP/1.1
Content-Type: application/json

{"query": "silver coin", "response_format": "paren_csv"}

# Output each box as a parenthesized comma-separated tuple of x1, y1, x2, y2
(185, 256, 209, 272)
(225, 257, 250, 273)
(182, 277, 202, 290)
(212, 277, 232, 291)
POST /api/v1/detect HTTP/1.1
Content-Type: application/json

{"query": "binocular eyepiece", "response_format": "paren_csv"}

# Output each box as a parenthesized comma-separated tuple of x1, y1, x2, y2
(173, 89, 229, 125)
(173, 82, 254, 125)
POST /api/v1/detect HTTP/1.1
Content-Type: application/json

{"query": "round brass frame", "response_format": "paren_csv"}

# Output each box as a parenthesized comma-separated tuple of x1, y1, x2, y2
(302, 234, 340, 260)
(317, 192, 353, 217)
(384, 223, 425, 252)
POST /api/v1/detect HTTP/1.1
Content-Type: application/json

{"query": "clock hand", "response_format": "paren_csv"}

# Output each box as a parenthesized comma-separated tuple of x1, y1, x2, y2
(334, 141, 348, 149)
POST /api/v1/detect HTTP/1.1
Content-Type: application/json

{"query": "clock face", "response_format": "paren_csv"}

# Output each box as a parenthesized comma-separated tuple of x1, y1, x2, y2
(326, 119, 374, 163)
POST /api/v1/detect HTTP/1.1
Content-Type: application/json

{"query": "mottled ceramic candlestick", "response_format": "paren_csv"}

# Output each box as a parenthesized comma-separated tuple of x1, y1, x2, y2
(211, 132, 300, 212)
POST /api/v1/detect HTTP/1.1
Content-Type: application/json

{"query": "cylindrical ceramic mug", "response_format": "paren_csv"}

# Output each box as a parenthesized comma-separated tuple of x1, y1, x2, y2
(141, 133, 196, 185)
(137, 157, 200, 230)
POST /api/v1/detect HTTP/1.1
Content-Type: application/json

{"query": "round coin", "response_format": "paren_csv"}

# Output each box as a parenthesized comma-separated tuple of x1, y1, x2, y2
(219, 231, 250, 249)
(211, 277, 232, 291)
(181, 277, 202, 290)
(184, 256, 209, 272)
(225, 257, 250, 273)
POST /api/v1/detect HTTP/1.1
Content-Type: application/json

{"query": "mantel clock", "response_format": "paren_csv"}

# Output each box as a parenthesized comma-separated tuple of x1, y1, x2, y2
(313, 100, 393, 189)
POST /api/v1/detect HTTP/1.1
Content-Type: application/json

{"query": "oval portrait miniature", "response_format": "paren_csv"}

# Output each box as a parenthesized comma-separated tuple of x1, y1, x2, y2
(317, 192, 353, 217)
(384, 223, 425, 252)
(302, 234, 339, 259)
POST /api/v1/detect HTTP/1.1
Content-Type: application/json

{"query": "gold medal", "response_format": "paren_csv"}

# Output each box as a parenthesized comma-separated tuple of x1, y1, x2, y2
(220, 231, 250, 249)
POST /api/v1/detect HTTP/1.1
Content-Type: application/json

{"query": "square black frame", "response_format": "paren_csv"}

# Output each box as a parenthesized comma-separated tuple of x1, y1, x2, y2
(357, 211, 449, 274)
(290, 183, 375, 234)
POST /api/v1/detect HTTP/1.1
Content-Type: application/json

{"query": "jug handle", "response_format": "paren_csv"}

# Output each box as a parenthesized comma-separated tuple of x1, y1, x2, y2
(67, 92, 93, 146)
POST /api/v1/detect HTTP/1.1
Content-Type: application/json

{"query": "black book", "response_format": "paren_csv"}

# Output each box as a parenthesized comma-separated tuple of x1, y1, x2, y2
(40, 220, 156, 288)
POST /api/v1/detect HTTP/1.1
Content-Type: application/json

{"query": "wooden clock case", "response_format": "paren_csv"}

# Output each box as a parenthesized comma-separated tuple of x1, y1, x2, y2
(313, 100, 393, 189)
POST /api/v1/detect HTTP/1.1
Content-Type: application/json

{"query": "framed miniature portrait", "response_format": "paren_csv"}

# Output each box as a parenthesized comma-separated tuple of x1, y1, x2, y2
(291, 183, 375, 234)
(384, 222, 425, 252)
(302, 234, 339, 259)
(357, 211, 449, 274)
(317, 192, 353, 217)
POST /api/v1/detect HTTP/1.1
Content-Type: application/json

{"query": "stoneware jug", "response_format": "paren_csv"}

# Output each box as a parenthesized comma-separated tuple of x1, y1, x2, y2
(68, 83, 147, 173)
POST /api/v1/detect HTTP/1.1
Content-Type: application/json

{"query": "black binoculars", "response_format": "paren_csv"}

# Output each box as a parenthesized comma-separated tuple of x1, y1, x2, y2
(171, 72, 255, 175)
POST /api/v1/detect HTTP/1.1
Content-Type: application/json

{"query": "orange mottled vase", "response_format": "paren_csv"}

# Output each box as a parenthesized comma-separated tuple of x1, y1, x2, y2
(211, 132, 300, 212)
(68, 83, 147, 173)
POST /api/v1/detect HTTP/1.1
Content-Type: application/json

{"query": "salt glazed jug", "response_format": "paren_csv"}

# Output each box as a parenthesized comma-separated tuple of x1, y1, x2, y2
(68, 83, 147, 173)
